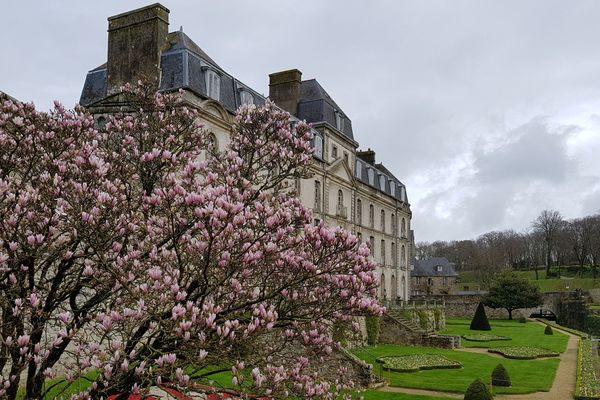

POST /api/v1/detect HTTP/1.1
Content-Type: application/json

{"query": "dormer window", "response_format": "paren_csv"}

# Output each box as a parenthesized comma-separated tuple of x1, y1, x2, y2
(390, 181, 396, 196)
(379, 175, 386, 190)
(335, 112, 345, 131)
(240, 90, 254, 105)
(367, 169, 375, 185)
(205, 70, 220, 101)
(355, 160, 362, 179)
(400, 186, 407, 202)
(437, 265, 443, 272)
(313, 135, 324, 158)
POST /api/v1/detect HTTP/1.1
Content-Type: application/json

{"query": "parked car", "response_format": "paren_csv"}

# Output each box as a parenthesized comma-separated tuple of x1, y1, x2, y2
(529, 309, 557, 321)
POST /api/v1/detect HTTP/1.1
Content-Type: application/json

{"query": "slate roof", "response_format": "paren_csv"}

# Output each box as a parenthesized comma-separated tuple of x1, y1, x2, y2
(80, 30, 265, 110)
(354, 158, 408, 203)
(297, 79, 354, 140)
(411, 257, 458, 277)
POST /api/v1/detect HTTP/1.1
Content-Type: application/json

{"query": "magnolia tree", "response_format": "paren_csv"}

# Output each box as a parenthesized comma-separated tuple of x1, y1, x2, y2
(0, 86, 383, 399)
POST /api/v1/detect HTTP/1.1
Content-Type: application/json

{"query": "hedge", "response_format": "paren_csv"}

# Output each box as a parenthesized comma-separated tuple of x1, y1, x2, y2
(586, 315, 600, 337)
(365, 316, 381, 345)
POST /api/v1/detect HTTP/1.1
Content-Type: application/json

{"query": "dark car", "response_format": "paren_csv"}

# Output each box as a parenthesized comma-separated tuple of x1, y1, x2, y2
(529, 309, 557, 321)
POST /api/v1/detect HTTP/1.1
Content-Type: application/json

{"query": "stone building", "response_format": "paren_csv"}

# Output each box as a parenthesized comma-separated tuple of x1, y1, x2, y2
(80, 3, 413, 301)
(410, 257, 458, 296)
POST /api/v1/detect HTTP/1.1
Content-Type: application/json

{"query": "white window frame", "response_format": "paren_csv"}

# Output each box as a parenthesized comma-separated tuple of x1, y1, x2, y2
(205, 70, 220, 101)
(240, 90, 254, 105)
(313, 135, 324, 158)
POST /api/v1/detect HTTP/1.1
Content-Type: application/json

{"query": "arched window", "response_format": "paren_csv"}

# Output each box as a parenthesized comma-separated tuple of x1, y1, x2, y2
(380, 273, 386, 299)
(391, 275, 397, 299)
(314, 181, 321, 211)
(369, 204, 374, 228)
(379, 174, 386, 190)
(240, 90, 254, 105)
(381, 239, 385, 264)
(313, 135, 323, 158)
(368, 169, 375, 185)
(401, 218, 407, 238)
(401, 276, 406, 299)
(337, 189, 343, 207)
(356, 199, 362, 225)
(391, 213, 396, 235)
(381, 209, 385, 232)
(391, 242, 396, 266)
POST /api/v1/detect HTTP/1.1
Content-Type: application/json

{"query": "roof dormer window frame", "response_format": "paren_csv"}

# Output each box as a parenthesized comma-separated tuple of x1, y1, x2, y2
(335, 110, 345, 132)
(312, 132, 324, 160)
(201, 65, 221, 101)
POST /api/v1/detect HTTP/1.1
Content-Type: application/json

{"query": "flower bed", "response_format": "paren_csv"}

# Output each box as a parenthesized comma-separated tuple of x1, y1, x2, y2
(376, 354, 462, 372)
(488, 346, 559, 360)
(575, 339, 600, 400)
(462, 334, 511, 342)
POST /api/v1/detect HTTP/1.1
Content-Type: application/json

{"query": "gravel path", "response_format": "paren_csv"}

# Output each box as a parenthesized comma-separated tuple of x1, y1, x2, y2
(375, 322, 580, 400)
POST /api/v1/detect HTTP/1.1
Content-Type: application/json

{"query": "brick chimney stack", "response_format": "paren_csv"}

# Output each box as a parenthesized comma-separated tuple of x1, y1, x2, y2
(268, 69, 302, 116)
(357, 149, 376, 165)
(106, 3, 170, 95)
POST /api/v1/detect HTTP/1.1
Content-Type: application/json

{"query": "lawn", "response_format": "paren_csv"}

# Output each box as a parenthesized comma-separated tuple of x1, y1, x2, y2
(353, 344, 559, 394)
(360, 390, 454, 400)
(442, 319, 569, 352)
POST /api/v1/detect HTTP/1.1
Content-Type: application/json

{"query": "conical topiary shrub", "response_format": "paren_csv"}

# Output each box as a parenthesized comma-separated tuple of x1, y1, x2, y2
(470, 302, 491, 331)
(491, 364, 511, 387)
(544, 325, 553, 335)
(464, 378, 494, 400)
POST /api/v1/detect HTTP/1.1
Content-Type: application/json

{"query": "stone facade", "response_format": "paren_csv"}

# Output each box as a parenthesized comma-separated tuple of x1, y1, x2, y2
(410, 257, 458, 296)
(80, 3, 413, 302)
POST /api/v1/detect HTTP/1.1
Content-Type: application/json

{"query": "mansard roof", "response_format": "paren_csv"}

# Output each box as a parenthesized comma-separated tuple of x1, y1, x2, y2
(354, 158, 408, 203)
(411, 257, 458, 277)
(297, 79, 354, 140)
(80, 30, 265, 110)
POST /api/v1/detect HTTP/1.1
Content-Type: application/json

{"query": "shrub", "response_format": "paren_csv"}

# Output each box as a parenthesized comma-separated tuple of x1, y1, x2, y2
(488, 346, 559, 359)
(462, 334, 511, 342)
(470, 302, 492, 331)
(518, 316, 527, 323)
(545, 325, 553, 335)
(464, 378, 494, 400)
(376, 354, 462, 372)
(491, 364, 511, 387)
(366, 316, 381, 345)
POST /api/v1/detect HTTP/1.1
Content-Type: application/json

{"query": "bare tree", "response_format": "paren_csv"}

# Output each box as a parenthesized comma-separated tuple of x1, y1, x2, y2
(532, 210, 564, 277)
(567, 217, 594, 276)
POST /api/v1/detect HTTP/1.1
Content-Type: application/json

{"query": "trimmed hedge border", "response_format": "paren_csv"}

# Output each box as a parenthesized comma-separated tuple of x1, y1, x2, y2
(575, 339, 600, 400)
(462, 334, 511, 342)
(376, 354, 462, 373)
(488, 346, 559, 360)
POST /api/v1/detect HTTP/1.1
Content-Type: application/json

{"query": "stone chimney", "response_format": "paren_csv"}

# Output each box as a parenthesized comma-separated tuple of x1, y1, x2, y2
(269, 69, 302, 115)
(106, 3, 170, 95)
(357, 148, 376, 165)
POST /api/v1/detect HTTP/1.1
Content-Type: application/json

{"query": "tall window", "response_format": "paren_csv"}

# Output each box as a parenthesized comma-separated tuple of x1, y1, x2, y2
(207, 133, 217, 154)
(390, 182, 396, 196)
(379, 175, 386, 190)
(401, 218, 406, 238)
(313, 135, 323, 158)
(369, 204, 374, 228)
(356, 199, 362, 225)
(391, 242, 396, 266)
(205, 70, 220, 100)
(355, 160, 362, 179)
(314, 181, 321, 211)
(380, 273, 386, 299)
(357, 232, 362, 242)
(381, 239, 385, 264)
(369, 236, 375, 257)
(401, 244, 406, 266)
(332, 145, 338, 159)
(380, 210, 385, 232)
(391, 275, 397, 299)
(368, 169, 374, 185)
(337, 190, 343, 207)
(391, 213, 396, 235)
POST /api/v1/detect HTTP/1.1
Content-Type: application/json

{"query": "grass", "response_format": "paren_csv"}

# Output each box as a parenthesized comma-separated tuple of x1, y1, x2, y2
(377, 354, 461, 372)
(353, 343, 559, 394)
(487, 346, 559, 359)
(442, 319, 568, 352)
(458, 268, 599, 293)
(360, 390, 454, 400)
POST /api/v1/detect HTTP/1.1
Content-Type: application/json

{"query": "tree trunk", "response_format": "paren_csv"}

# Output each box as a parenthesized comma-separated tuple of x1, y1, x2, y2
(507, 309, 513, 320)
(534, 264, 539, 280)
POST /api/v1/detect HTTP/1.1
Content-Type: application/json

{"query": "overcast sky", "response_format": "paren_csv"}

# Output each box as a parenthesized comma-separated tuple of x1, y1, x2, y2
(3, 1, 600, 242)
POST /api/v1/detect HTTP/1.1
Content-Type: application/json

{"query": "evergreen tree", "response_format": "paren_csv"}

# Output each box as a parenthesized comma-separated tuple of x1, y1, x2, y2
(470, 302, 492, 331)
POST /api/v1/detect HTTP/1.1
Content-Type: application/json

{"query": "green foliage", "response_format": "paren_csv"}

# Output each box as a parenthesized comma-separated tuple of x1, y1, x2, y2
(366, 316, 381, 345)
(488, 346, 559, 359)
(544, 325, 553, 335)
(464, 378, 494, 400)
(470, 302, 491, 331)
(376, 354, 462, 372)
(518, 316, 527, 323)
(418, 310, 430, 329)
(585, 315, 600, 336)
(484, 272, 543, 319)
(332, 321, 349, 347)
(492, 364, 511, 387)
(575, 339, 600, 400)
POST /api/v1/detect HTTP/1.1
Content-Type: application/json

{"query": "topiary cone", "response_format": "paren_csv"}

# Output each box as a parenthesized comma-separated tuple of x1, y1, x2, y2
(544, 325, 553, 335)
(464, 377, 494, 400)
(470, 302, 492, 331)
(491, 363, 511, 387)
